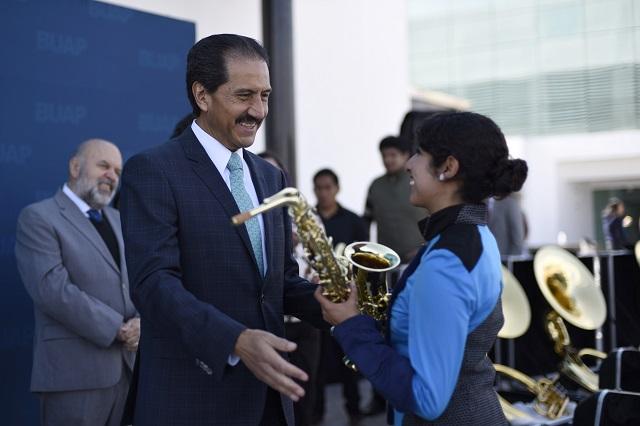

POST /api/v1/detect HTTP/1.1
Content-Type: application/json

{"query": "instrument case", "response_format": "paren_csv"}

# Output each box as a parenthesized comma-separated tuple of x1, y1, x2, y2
(573, 390, 640, 425)
(598, 347, 640, 392)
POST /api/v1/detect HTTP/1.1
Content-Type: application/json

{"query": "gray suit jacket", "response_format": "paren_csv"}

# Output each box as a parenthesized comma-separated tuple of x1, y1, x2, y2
(15, 189, 136, 392)
(488, 195, 525, 256)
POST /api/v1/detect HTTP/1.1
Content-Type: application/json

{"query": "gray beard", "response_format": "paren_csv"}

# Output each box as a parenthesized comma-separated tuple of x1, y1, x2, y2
(74, 175, 115, 210)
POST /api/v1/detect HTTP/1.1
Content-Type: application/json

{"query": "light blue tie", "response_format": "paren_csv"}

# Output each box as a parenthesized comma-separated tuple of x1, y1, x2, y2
(227, 152, 264, 277)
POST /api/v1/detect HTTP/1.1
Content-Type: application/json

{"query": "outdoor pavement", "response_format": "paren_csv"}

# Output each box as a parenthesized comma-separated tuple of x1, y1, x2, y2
(318, 380, 387, 426)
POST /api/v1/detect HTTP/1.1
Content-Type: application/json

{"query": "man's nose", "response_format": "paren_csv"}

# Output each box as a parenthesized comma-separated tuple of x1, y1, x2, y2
(249, 98, 267, 120)
(105, 168, 118, 182)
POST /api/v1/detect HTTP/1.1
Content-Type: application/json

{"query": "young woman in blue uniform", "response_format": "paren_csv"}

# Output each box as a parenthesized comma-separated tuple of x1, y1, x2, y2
(315, 112, 528, 425)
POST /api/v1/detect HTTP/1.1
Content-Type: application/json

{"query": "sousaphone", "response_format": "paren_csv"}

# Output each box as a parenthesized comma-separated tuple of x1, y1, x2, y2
(495, 266, 570, 421)
(533, 245, 608, 392)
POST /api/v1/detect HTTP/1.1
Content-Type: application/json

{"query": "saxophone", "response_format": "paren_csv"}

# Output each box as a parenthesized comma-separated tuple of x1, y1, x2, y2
(231, 187, 399, 317)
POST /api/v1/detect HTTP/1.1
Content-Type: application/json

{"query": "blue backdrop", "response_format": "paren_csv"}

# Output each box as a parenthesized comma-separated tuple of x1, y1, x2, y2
(0, 1, 195, 423)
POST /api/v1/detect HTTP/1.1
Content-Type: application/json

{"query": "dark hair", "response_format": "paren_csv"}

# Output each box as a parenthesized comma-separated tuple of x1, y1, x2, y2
(602, 197, 623, 217)
(257, 151, 286, 171)
(257, 151, 291, 185)
(186, 34, 269, 116)
(313, 168, 339, 187)
(416, 112, 528, 203)
(400, 111, 437, 144)
(379, 136, 411, 154)
(170, 113, 194, 138)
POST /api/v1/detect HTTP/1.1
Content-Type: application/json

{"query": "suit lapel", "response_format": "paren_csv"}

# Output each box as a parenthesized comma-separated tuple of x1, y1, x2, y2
(55, 190, 120, 274)
(180, 131, 261, 277)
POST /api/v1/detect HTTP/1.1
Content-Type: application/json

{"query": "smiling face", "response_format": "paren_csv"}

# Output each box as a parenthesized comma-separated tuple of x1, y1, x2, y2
(406, 148, 463, 214)
(406, 149, 440, 211)
(68, 140, 122, 209)
(381, 147, 410, 175)
(194, 55, 271, 151)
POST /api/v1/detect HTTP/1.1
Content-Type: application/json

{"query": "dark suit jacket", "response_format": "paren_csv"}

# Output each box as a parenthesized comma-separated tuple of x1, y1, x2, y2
(120, 128, 325, 426)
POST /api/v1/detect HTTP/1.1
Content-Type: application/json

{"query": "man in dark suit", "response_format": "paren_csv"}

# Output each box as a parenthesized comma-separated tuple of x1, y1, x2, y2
(120, 34, 326, 426)
(15, 139, 138, 425)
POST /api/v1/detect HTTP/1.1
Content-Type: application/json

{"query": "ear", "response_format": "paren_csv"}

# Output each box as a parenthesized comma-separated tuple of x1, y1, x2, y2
(69, 157, 80, 179)
(440, 155, 460, 180)
(192, 81, 210, 113)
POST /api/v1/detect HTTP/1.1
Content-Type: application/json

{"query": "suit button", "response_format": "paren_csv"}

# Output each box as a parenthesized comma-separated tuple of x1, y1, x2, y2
(260, 293, 264, 304)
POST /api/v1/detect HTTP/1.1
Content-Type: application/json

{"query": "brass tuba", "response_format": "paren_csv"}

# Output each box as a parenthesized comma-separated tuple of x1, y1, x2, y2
(533, 245, 608, 392)
(231, 187, 400, 319)
(495, 364, 569, 420)
(496, 265, 570, 420)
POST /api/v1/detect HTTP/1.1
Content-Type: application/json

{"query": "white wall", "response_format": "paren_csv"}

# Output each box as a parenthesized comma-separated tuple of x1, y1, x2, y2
(103, 0, 411, 214)
(293, 0, 411, 213)
(509, 130, 640, 248)
(103, 0, 262, 41)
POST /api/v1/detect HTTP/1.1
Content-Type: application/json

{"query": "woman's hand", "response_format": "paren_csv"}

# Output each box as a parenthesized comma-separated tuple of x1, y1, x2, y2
(314, 282, 359, 326)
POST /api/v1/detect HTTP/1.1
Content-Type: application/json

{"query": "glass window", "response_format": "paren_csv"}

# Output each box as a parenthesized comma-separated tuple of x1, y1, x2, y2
(539, 2, 583, 37)
(585, 0, 632, 32)
(539, 36, 585, 71)
(586, 30, 634, 67)
(495, 8, 537, 43)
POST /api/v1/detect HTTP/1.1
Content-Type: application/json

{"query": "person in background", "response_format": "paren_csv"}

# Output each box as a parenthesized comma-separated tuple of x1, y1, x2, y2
(313, 168, 369, 424)
(170, 113, 195, 139)
(259, 151, 322, 426)
(602, 197, 630, 250)
(258, 151, 291, 185)
(316, 111, 527, 425)
(487, 194, 526, 256)
(15, 139, 138, 426)
(362, 136, 424, 415)
(364, 137, 425, 266)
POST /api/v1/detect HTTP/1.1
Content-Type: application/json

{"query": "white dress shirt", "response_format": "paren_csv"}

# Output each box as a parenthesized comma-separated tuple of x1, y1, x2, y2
(191, 120, 268, 273)
(62, 183, 93, 218)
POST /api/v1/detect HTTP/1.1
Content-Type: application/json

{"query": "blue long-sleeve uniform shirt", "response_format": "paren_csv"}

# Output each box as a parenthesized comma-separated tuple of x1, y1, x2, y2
(332, 203, 503, 424)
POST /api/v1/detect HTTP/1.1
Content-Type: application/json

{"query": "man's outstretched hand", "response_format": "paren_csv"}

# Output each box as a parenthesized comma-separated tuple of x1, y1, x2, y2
(234, 329, 308, 401)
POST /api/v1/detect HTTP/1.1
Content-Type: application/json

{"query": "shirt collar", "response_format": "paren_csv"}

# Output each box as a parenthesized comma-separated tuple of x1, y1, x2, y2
(191, 119, 244, 174)
(315, 203, 343, 220)
(62, 183, 92, 217)
(418, 203, 488, 241)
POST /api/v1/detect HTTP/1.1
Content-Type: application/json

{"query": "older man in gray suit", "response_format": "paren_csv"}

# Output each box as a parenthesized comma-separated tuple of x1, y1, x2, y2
(15, 139, 138, 426)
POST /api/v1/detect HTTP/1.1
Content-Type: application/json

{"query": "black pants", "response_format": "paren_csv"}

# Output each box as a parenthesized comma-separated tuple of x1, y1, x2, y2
(261, 387, 287, 426)
(315, 330, 361, 419)
(285, 321, 321, 426)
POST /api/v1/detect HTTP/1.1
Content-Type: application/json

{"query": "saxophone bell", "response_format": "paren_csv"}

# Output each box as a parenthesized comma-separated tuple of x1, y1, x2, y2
(344, 242, 401, 321)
